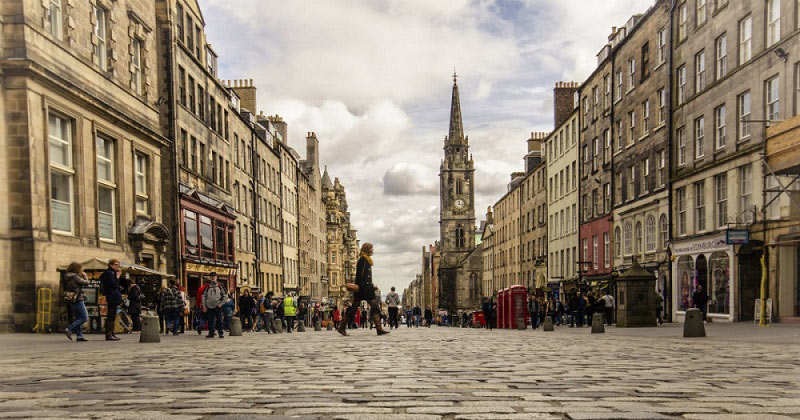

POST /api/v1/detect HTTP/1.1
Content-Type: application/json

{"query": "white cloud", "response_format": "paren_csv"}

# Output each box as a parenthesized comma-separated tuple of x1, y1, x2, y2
(203, 0, 660, 297)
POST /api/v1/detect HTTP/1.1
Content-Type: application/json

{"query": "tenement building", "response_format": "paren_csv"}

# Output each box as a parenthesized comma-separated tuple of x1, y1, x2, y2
(491, 173, 524, 291)
(520, 133, 548, 293)
(323, 171, 358, 308)
(0, 0, 169, 330)
(669, 0, 800, 322)
(438, 75, 482, 313)
(546, 83, 580, 297)
(299, 132, 328, 303)
(480, 208, 496, 297)
(609, 3, 672, 307)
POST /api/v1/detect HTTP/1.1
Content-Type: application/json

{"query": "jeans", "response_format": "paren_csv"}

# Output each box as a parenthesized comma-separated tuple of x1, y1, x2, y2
(241, 312, 254, 330)
(206, 307, 224, 336)
(224, 312, 233, 331)
(285, 316, 296, 333)
(605, 307, 613, 325)
(388, 307, 399, 329)
(263, 312, 276, 333)
(68, 301, 88, 337)
(530, 314, 538, 329)
(166, 309, 180, 335)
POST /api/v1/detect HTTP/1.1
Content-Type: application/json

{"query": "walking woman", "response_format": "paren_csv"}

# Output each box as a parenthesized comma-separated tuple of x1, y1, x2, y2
(337, 242, 389, 336)
(64, 262, 89, 341)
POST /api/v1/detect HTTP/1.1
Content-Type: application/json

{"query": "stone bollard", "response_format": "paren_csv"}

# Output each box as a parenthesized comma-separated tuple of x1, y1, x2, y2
(516, 317, 526, 330)
(683, 308, 706, 338)
(591, 313, 605, 334)
(327, 322, 333, 331)
(543, 316, 554, 332)
(314, 320, 322, 331)
(274, 319, 284, 333)
(229, 317, 243, 336)
(297, 321, 306, 332)
(139, 315, 160, 343)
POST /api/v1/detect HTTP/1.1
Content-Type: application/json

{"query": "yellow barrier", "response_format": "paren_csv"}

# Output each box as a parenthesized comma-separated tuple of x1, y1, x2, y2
(33, 287, 53, 333)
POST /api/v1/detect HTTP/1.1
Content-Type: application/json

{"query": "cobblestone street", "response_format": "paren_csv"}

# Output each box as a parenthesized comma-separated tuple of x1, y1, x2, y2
(1, 323, 799, 420)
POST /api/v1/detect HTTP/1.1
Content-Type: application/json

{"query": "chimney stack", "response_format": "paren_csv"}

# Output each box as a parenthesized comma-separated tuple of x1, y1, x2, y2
(231, 78, 257, 113)
(553, 81, 578, 128)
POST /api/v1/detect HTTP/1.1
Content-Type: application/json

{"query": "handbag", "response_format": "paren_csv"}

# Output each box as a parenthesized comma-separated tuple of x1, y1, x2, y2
(64, 291, 79, 304)
(345, 283, 359, 292)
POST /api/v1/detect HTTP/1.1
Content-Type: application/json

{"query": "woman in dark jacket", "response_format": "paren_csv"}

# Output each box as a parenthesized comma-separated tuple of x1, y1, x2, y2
(337, 242, 389, 336)
(128, 280, 143, 331)
(64, 262, 89, 341)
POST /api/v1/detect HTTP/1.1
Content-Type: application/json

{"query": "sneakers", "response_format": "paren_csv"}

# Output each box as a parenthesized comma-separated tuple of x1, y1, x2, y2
(76, 336, 88, 342)
(205, 335, 215, 338)
(64, 328, 72, 341)
(218, 335, 224, 339)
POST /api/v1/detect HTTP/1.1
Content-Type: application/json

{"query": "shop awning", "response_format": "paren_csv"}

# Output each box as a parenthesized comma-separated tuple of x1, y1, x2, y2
(57, 258, 174, 278)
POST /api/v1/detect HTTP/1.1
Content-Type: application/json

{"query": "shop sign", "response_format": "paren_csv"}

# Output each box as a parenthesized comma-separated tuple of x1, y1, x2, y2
(672, 233, 728, 256)
(184, 262, 235, 276)
(726, 229, 750, 245)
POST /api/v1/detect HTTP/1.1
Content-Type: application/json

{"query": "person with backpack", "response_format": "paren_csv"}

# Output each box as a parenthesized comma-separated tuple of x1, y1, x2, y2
(63, 262, 89, 342)
(262, 292, 277, 333)
(160, 278, 184, 336)
(385, 286, 401, 329)
(222, 292, 235, 331)
(127, 279, 143, 332)
(238, 289, 256, 331)
(256, 293, 267, 332)
(283, 292, 297, 333)
(202, 272, 227, 338)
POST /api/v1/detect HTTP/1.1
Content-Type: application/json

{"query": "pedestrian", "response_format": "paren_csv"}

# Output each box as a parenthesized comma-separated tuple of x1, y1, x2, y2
(256, 293, 267, 331)
(239, 289, 255, 331)
(275, 297, 285, 330)
(202, 272, 226, 338)
(412, 305, 422, 327)
(693, 284, 709, 321)
(461, 311, 468, 328)
(99, 259, 123, 341)
(354, 307, 361, 328)
(586, 292, 596, 326)
(283, 292, 297, 333)
(127, 279, 143, 332)
(195, 277, 210, 335)
(160, 278, 184, 336)
(297, 298, 307, 330)
(263, 292, 277, 333)
(222, 292, 235, 331)
(333, 306, 341, 329)
(337, 242, 390, 336)
(528, 294, 539, 330)
(385, 286, 401, 329)
(424, 307, 433, 327)
(63, 262, 89, 342)
(360, 306, 368, 329)
(656, 290, 664, 325)
(602, 291, 615, 326)
(156, 285, 167, 333)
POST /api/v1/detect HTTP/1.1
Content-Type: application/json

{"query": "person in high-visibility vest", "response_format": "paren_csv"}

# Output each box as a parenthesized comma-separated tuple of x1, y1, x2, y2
(283, 293, 297, 333)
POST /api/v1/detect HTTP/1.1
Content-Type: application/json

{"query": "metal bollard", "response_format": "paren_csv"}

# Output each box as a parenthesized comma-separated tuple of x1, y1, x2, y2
(229, 317, 243, 336)
(139, 315, 160, 343)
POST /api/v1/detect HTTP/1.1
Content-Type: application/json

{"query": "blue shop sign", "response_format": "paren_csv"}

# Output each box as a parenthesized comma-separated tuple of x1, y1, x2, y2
(726, 229, 750, 245)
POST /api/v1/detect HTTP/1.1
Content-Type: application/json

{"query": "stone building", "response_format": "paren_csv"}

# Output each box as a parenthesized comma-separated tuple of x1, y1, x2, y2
(520, 133, 548, 293)
(299, 132, 328, 303)
(480, 208, 496, 297)
(669, 0, 800, 322)
(546, 84, 580, 297)
(155, 0, 237, 298)
(438, 75, 482, 313)
(491, 173, 524, 290)
(272, 119, 300, 295)
(0, 0, 170, 330)
(323, 171, 358, 307)
(608, 2, 672, 307)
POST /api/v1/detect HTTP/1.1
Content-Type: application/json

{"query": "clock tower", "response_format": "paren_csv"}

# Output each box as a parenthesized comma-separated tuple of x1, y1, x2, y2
(438, 73, 476, 312)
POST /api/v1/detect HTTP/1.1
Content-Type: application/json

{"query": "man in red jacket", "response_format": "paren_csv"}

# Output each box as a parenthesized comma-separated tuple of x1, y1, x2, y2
(194, 277, 210, 334)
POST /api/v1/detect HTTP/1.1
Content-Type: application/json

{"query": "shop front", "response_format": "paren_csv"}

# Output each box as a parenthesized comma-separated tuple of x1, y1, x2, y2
(671, 233, 737, 322)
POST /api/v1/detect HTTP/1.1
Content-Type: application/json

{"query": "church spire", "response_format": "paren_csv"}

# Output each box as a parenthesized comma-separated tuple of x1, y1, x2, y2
(448, 70, 464, 143)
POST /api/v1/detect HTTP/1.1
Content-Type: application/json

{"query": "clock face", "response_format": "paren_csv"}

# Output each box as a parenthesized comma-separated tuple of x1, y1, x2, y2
(455, 199, 465, 209)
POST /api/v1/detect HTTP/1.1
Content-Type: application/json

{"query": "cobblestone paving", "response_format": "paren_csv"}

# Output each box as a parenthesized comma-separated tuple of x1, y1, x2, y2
(1, 323, 799, 420)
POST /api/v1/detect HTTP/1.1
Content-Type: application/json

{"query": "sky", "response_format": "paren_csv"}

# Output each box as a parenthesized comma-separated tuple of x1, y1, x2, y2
(203, 0, 655, 298)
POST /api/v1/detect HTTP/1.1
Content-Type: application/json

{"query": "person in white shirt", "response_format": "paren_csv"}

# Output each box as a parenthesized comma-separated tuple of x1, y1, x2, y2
(385, 287, 401, 329)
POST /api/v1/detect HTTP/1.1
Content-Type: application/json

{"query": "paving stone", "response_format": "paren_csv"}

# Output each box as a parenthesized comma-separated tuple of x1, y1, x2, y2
(565, 413, 676, 420)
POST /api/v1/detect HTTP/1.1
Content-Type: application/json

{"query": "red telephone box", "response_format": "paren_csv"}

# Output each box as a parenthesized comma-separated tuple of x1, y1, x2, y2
(498, 288, 508, 329)
(507, 285, 529, 329)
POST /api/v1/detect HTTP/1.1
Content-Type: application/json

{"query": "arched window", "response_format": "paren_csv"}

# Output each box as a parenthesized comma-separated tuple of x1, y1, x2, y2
(659, 214, 668, 250)
(635, 222, 643, 255)
(614, 226, 621, 257)
(455, 226, 465, 248)
(623, 222, 632, 256)
(645, 215, 656, 252)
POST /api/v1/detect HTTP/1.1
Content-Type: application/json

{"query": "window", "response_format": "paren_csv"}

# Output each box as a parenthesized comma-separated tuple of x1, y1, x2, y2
(628, 111, 636, 144)
(190, 136, 197, 172)
(628, 58, 636, 91)
(184, 210, 198, 256)
(199, 142, 205, 176)
(604, 74, 611, 109)
(635, 222, 643, 255)
(199, 215, 213, 258)
(178, 67, 186, 106)
(658, 87, 666, 124)
(592, 236, 598, 270)
(738, 91, 751, 139)
(716, 173, 727, 228)
(96, 136, 116, 241)
(135, 153, 148, 214)
(49, 0, 62, 40)
(677, 187, 687, 235)
(195, 25, 202, 58)
(624, 221, 632, 256)
(616, 70, 623, 102)
(615, 172, 622, 204)
(645, 215, 656, 252)
(697, 0, 707, 26)
(678, 2, 687, 41)
(767, 76, 780, 121)
(604, 183, 611, 213)
(616, 120, 623, 151)
(695, 50, 706, 92)
(642, 100, 650, 134)
(657, 150, 666, 187)
(176, 2, 184, 42)
(714, 105, 726, 149)
(767, 0, 781, 47)
(592, 137, 599, 171)
(604, 129, 611, 163)
(678, 65, 687, 104)
(456, 227, 465, 248)
(603, 232, 610, 268)
(695, 116, 705, 159)
(659, 214, 668, 250)
(583, 239, 589, 268)
(94, 6, 108, 71)
(657, 28, 666, 64)
(642, 158, 649, 194)
(180, 129, 187, 166)
(188, 76, 195, 113)
(740, 164, 752, 215)
(614, 227, 621, 258)
(49, 113, 73, 233)
(716, 34, 727, 80)
(739, 16, 752, 64)
(198, 86, 204, 120)
(592, 86, 599, 119)
(678, 126, 687, 166)
(695, 181, 706, 232)
(628, 166, 635, 200)
(132, 39, 143, 95)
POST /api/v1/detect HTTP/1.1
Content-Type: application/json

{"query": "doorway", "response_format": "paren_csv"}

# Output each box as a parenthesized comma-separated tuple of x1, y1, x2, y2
(738, 246, 763, 321)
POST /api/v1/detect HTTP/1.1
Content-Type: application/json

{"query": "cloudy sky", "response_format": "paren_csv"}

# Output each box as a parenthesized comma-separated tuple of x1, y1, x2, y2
(203, 0, 654, 297)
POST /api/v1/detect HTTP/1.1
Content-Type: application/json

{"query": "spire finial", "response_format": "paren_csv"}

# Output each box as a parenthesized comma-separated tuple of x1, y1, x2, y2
(453, 68, 458, 84)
